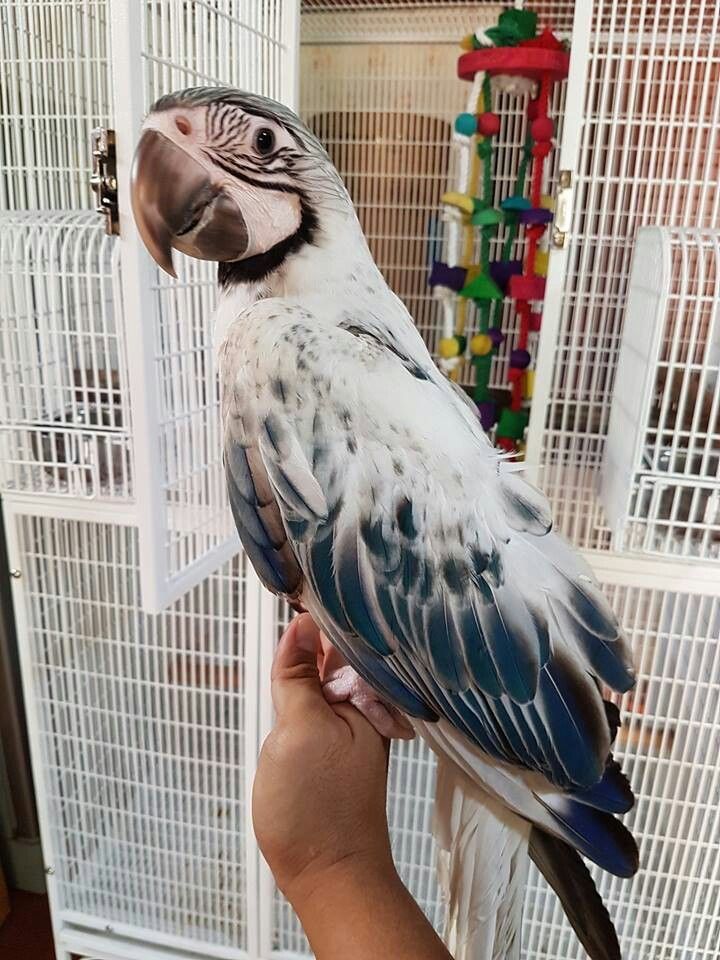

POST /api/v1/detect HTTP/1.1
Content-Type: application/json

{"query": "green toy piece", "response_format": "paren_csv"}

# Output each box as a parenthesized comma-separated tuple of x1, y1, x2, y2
(485, 8, 538, 47)
(495, 406, 529, 440)
(459, 273, 503, 301)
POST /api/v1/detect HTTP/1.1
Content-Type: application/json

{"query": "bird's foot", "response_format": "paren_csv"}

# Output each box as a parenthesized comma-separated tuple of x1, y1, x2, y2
(319, 646, 415, 741)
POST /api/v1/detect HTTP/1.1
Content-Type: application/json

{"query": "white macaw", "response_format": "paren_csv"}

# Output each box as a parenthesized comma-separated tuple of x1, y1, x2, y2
(131, 88, 639, 960)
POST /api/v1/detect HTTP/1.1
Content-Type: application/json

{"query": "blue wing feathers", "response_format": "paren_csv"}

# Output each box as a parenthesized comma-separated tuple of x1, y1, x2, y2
(571, 760, 634, 815)
(536, 794, 639, 878)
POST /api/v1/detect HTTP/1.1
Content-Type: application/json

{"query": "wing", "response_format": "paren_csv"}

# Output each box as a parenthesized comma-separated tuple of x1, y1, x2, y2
(220, 302, 635, 793)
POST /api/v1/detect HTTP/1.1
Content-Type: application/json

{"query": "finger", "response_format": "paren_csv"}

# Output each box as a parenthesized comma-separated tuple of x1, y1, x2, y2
(271, 614, 334, 721)
(318, 631, 347, 682)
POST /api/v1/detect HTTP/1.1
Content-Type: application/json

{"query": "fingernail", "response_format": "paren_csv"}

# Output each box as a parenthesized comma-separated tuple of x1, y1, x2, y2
(294, 614, 319, 654)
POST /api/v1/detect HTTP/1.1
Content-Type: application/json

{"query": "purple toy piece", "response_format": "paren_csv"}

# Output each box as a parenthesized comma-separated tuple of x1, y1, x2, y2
(477, 400, 497, 431)
(429, 260, 467, 291)
(489, 259, 523, 293)
(519, 207, 554, 225)
(510, 348, 531, 369)
(487, 327, 505, 347)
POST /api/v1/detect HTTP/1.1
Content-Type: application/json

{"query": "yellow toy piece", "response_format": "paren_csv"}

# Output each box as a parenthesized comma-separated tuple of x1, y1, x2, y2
(470, 333, 493, 356)
(541, 194, 555, 210)
(535, 250, 549, 277)
(441, 191, 475, 215)
(523, 368, 535, 399)
(439, 336, 461, 359)
(460, 34, 475, 51)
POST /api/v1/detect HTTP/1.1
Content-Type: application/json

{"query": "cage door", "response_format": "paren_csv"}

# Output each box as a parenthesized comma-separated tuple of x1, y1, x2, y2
(525, 3, 593, 476)
(109, 0, 301, 613)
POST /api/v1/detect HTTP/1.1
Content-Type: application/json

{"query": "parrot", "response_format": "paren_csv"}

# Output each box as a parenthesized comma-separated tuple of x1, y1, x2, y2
(131, 87, 639, 960)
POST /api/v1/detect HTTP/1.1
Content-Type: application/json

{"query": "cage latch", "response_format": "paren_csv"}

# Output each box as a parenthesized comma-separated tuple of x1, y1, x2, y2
(91, 128, 119, 235)
(552, 169, 573, 249)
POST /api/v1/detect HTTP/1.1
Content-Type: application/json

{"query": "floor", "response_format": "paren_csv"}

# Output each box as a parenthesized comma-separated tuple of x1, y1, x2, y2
(0, 889, 54, 960)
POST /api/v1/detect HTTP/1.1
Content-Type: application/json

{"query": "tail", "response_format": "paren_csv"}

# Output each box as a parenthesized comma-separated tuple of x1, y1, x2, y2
(529, 827, 621, 960)
(433, 758, 530, 960)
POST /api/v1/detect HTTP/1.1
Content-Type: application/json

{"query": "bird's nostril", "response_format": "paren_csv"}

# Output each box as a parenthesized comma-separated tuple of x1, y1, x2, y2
(175, 115, 191, 136)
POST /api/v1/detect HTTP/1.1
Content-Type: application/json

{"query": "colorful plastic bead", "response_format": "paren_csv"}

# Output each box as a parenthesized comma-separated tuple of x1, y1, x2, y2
(470, 333, 494, 356)
(478, 112, 501, 137)
(441, 191, 475, 215)
(471, 207, 503, 227)
(496, 407, 529, 440)
(489, 259, 523, 293)
(501, 195, 531, 212)
(510, 348, 531, 369)
(527, 99, 539, 121)
(477, 400, 497, 431)
(519, 207, 554, 225)
(534, 250, 549, 277)
(532, 141, 552, 159)
(487, 327, 505, 347)
(523, 369, 535, 399)
(509, 275, 547, 301)
(429, 261, 467, 291)
(439, 337, 461, 359)
(529, 311, 542, 332)
(531, 117, 554, 141)
(508, 367, 523, 383)
(455, 113, 478, 136)
(459, 273, 504, 301)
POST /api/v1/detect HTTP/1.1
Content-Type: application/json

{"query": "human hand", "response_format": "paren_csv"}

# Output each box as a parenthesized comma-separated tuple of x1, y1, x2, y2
(252, 614, 395, 906)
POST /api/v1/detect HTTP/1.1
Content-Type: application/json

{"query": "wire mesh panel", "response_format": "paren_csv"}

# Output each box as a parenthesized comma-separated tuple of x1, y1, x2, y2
(10, 511, 252, 958)
(268, 578, 720, 960)
(264, 597, 445, 956)
(0, 211, 131, 499)
(299, 4, 569, 405)
(523, 584, 720, 960)
(602, 227, 720, 562)
(111, 0, 299, 610)
(0, 0, 299, 609)
(529, 0, 720, 556)
(0, 0, 112, 210)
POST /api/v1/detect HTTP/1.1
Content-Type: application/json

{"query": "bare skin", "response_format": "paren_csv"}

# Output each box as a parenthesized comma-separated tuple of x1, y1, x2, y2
(252, 613, 453, 960)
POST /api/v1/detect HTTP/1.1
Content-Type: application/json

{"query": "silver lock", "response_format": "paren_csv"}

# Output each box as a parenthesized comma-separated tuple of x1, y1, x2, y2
(552, 169, 573, 249)
(91, 127, 119, 235)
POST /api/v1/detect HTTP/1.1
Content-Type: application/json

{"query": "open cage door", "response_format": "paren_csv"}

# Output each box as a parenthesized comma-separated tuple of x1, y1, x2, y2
(109, 0, 301, 613)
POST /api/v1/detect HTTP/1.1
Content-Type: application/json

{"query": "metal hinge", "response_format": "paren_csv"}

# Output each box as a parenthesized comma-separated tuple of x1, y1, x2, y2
(90, 127, 119, 235)
(552, 169, 573, 249)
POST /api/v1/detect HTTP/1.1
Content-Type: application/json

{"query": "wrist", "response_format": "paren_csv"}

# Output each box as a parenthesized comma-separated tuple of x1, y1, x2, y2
(284, 848, 401, 917)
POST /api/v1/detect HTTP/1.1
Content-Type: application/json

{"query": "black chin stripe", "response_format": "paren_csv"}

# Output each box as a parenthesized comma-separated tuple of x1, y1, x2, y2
(218, 205, 318, 287)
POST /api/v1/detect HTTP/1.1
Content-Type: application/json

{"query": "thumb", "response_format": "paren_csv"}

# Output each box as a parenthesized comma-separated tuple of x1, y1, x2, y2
(271, 614, 332, 721)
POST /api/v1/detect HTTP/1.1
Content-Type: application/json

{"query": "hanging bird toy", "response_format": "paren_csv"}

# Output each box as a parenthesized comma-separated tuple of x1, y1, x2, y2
(429, 6, 569, 455)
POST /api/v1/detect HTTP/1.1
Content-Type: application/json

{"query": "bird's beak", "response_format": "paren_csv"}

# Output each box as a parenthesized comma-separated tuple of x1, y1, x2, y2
(130, 129, 249, 278)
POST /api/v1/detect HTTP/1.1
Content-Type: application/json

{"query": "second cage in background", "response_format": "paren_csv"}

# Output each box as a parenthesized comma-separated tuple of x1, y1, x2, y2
(602, 227, 720, 563)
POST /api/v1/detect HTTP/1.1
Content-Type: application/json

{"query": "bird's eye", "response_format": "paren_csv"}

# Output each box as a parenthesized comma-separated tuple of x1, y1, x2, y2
(254, 127, 275, 155)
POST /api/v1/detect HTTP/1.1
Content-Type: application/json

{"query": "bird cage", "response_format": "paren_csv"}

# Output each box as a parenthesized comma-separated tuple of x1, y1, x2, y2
(601, 227, 720, 564)
(525, 0, 720, 577)
(4, 2, 720, 960)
